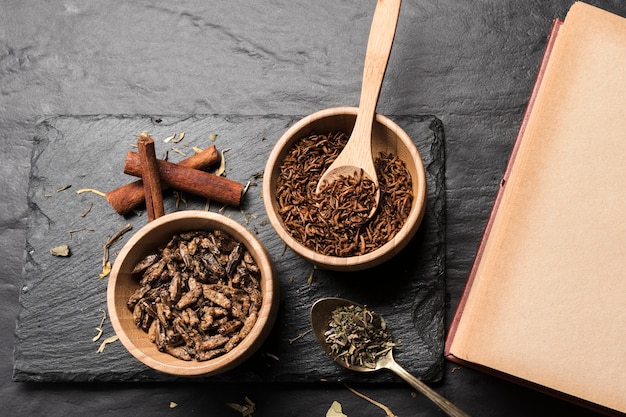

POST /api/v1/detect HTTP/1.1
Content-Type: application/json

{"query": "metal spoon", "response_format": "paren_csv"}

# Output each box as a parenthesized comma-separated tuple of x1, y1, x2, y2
(310, 297, 471, 417)
(315, 0, 403, 217)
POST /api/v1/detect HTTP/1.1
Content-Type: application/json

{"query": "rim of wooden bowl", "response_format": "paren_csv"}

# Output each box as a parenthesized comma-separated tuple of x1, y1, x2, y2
(262, 106, 427, 271)
(107, 210, 279, 377)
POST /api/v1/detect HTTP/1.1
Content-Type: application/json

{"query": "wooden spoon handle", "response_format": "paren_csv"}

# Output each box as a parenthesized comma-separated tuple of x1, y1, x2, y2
(386, 360, 472, 417)
(315, 0, 401, 197)
(353, 0, 402, 137)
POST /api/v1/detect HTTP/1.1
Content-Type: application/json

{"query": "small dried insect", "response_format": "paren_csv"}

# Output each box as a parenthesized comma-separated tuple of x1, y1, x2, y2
(127, 230, 263, 361)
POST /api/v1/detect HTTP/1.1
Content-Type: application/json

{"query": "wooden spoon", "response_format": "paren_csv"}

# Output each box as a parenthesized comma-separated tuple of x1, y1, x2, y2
(316, 0, 403, 217)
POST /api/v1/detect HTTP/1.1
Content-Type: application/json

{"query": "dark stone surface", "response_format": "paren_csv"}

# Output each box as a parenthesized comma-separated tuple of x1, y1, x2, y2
(14, 114, 445, 384)
(3, 0, 625, 416)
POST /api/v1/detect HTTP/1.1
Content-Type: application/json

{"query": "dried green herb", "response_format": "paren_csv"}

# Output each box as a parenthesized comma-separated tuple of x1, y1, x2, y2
(324, 304, 396, 369)
(275, 131, 413, 257)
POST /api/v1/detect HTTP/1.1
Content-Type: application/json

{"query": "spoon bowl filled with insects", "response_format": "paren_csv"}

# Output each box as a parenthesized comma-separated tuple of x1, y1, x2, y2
(107, 210, 280, 377)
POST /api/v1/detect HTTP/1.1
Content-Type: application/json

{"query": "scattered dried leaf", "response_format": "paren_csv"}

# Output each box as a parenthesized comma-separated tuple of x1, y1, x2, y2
(81, 202, 93, 217)
(288, 329, 312, 344)
(214, 148, 231, 177)
(56, 184, 72, 192)
(97, 335, 119, 353)
(172, 132, 185, 143)
(50, 244, 70, 257)
(170, 147, 186, 156)
(344, 384, 396, 417)
(242, 180, 252, 197)
(76, 188, 106, 197)
(226, 396, 255, 417)
(326, 401, 347, 417)
(307, 266, 315, 285)
(99, 261, 112, 279)
(92, 328, 103, 342)
(68, 227, 94, 239)
(243, 212, 258, 225)
(101, 224, 132, 278)
(262, 352, 279, 361)
(174, 190, 187, 208)
(92, 310, 107, 342)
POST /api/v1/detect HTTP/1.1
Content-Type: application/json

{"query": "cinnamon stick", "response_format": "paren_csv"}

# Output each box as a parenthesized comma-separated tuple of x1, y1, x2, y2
(137, 133, 165, 221)
(105, 145, 219, 214)
(123, 152, 243, 207)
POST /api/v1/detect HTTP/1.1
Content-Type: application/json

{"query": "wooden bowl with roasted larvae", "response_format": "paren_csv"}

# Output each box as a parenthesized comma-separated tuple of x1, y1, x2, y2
(263, 107, 427, 271)
(107, 210, 279, 377)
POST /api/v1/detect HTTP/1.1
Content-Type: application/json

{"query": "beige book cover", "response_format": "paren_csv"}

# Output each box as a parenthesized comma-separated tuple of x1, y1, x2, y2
(445, 2, 626, 415)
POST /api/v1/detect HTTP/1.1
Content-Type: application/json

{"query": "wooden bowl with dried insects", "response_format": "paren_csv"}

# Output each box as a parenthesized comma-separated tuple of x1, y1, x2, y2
(263, 106, 427, 271)
(107, 210, 279, 377)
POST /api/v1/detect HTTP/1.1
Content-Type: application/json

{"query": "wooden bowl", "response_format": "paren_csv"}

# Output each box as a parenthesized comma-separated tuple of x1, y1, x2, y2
(263, 106, 427, 271)
(107, 210, 279, 377)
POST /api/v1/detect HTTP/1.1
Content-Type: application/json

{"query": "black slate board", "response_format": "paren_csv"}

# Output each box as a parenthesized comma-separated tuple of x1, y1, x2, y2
(14, 114, 446, 384)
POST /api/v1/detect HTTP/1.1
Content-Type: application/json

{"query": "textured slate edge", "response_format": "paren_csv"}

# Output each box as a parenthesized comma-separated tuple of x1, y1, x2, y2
(13, 114, 446, 384)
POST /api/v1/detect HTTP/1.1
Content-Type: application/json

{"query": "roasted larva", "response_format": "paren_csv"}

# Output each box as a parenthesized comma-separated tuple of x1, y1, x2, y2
(276, 131, 413, 257)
